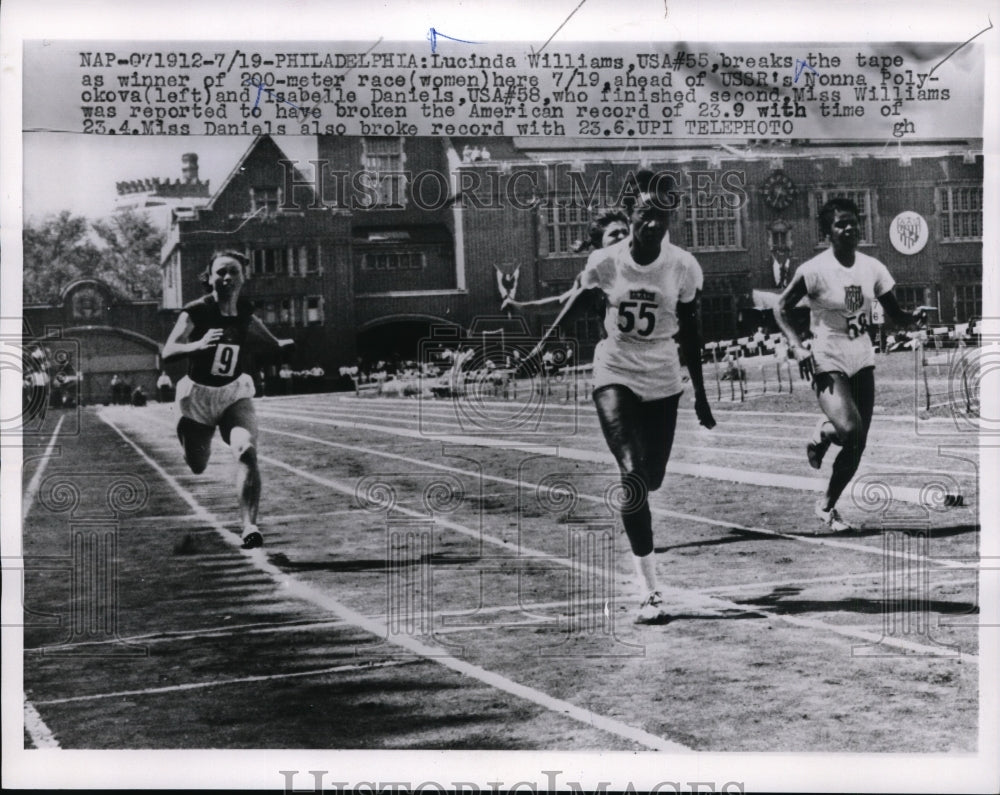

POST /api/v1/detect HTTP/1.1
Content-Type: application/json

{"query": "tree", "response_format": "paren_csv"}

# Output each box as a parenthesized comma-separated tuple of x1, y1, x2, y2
(23, 208, 166, 305)
(22, 211, 103, 305)
(91, 208, 165, 301)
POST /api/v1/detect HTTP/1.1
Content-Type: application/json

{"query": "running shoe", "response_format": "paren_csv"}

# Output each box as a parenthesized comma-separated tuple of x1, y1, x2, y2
(635, 591, 670, 625)
(806, 420, 831, 470)
(814, 499, 853, 532)
(241, 524, 264, 549)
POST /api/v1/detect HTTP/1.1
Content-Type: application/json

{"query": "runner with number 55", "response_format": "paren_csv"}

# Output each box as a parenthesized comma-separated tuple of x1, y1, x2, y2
(162, 250, 294, 550)
(578, 174, 716, 624)
(775, 198, 926, 533)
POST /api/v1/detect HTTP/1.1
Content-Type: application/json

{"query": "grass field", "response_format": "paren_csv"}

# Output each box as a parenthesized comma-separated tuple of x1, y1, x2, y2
(18, 350, 983, 760)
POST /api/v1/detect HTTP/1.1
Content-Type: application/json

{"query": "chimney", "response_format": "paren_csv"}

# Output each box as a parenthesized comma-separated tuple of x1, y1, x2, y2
(181, 153, 199, 183)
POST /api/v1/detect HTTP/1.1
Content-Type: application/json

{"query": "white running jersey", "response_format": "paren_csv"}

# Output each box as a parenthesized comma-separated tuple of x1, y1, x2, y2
(799, 247, 895, 374)
(580, 235, 703, 400)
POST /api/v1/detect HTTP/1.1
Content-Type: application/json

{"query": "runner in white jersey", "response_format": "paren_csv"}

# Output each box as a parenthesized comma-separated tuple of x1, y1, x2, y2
(776, 198, 925, 532)
(581, 224, 703, 401)
(508, 175, 716, 623)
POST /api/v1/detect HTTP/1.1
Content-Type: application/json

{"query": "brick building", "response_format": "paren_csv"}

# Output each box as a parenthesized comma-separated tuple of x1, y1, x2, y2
(158, 135, 983, 375)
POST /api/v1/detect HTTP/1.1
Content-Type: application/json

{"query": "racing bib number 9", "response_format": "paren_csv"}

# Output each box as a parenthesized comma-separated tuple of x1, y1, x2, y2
(210, 343, 240, 377)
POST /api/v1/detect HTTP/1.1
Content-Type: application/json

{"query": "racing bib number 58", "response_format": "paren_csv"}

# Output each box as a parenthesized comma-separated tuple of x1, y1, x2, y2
(845, 313, 869, 340)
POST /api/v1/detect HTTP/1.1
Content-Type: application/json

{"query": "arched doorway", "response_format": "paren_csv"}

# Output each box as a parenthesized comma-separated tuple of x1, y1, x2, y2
(356, 315, 461, 373)
(64, 326, 162, 405)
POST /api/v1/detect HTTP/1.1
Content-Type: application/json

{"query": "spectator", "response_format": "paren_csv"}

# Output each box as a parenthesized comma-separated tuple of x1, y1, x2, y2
(131, 385, 147, 407)
(279, 363, 293, 394)
(753, 327, 767, 356)
(110, 373, 122, 405)
(157, 370, 174, 402)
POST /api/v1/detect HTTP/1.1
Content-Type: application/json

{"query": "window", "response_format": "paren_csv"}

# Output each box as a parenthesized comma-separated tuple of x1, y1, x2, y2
(682, 204, 743, 251)
(302, 246, 320, 275)
(284, 246, 319, 277)
(305, 296, 323, 325)
(544, 202, 592, 255)
(894, 285, 926, 310)
(814, 188, 873, 244)
(254, 298, 303, 326)
(361, 251, 425, 271)
(938, 186, 983, 241)
(573, 314, 604, 347)
(362, 138, 406, 207)
(954, 284, 981, 322)
(251, 248, 288, 277)
(251, 186, 281, 213)
(701, 293, 736, 341)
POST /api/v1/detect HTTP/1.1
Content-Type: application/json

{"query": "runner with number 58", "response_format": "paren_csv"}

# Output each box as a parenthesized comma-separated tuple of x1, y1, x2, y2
(775, 198, 926, 533)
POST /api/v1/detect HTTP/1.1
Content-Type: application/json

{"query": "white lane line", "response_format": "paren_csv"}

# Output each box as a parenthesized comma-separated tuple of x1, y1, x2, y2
(21, 415, 65, 521)
(32, 659, 420, 706)
(268, 405, 963, 476)
(277, 402, 950, 456)
(696, 573, 979, 595)
(26, 618, 349, 651)
(316, 393, 960, 424)
(257, 423, 973, 571)
(23, 700, 60, 748)
(261, 414, 977, 569)
(99, 412, 692, 752)
(125, 413, 980, 660)
(253, 436, 978, 661)
(131, 508, 361, 525)
(21, 418, 67, 751)
(261, 407, 966, 506)
(777, 617, 976, 661)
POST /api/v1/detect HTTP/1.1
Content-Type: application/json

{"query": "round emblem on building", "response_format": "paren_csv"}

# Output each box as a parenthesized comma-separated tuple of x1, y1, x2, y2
(761, 170, 797, 210)
(889, 211, 928, 254)
(70, 285, 105, 321)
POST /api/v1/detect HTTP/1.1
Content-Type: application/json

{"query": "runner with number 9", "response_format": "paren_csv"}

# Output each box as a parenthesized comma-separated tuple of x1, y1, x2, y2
(162, 250, 294, 549)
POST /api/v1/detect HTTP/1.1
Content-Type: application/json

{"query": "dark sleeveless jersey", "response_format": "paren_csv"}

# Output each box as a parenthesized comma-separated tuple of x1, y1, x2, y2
(182, 295, 255, 387)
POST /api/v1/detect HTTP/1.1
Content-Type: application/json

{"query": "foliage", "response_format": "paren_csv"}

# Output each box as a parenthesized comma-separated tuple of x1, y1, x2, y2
(23, 209, 165, 305)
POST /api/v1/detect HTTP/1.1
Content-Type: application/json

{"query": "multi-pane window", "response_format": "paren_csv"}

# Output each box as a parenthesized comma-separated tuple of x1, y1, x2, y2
(894, 285, 926, 311)
(682, 204, 743, 251)
(251, 297, 310, 327)
(361, 251, 426, 271)
(362, 138, 406, 206)
(938, 186, 983, 241)
(954, 284, 981, 322)
(251, 186, 281, 213)
(288, 246, 320, 276)
(250, 246, 319, 278)
(251, 247, 286, 276)
(813, 189, 873, 244)
(544, 203, 592, 255)
(700, 293, 736, 341)
(305, 296, 323, 325)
